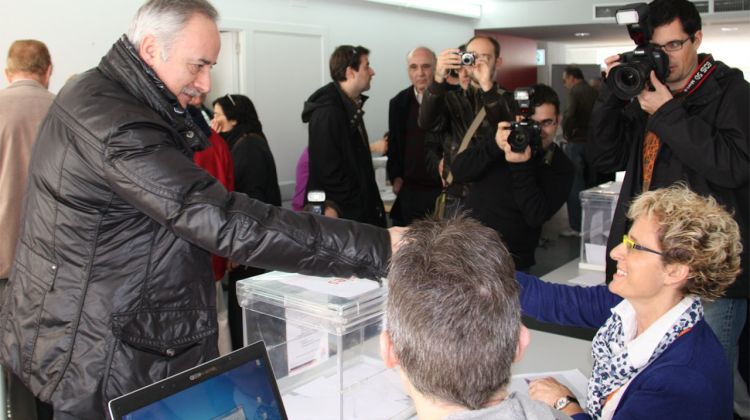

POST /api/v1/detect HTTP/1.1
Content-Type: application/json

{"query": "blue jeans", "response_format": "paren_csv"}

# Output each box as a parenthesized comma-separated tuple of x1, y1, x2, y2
(563, 143, 586, 231)
(703, 298, 748, 392)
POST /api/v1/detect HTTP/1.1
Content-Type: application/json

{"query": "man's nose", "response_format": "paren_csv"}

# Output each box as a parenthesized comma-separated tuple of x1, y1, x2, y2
(195, 69, 211, 94)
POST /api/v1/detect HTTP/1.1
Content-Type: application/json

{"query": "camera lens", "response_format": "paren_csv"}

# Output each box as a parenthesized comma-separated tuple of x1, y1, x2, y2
(610, 65, 647, 100)
(460, 52, 475, 66)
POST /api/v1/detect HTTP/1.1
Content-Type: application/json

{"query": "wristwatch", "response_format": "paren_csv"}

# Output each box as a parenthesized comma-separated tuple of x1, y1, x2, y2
(553, 395, 580, 410)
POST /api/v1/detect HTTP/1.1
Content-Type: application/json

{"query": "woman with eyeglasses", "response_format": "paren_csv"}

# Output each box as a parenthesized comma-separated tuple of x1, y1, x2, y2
(516, 184, 739, 419)
(211, 93, 281, 350)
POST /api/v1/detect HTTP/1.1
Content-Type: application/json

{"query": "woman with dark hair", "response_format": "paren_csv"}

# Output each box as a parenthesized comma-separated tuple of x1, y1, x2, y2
(211, 93, 281, 350)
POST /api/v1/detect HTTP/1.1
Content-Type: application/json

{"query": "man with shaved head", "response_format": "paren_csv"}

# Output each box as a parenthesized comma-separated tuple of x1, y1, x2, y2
(387, 46, 443, 226)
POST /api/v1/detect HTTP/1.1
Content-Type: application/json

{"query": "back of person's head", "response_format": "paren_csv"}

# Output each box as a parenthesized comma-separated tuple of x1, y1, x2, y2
(5, 39, 51, 78)
(127, 0, 218, 57)
(530, 83, 560, 115)
(627, 183, 741, 300)
(385, 216, 521, 410)
(649, 0, 702, 36)
(329, 45, 370, 82)
(212, 94, 263, 135)
(564, 65, 584, 81)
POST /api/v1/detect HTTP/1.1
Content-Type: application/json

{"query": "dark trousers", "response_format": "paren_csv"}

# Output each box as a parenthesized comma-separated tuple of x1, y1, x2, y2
(228, 266, 265, 351)
(390, 185, 441, 227)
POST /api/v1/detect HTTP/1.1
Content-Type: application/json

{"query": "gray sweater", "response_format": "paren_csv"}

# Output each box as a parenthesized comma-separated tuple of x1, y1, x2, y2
(443, 393, 571, 420)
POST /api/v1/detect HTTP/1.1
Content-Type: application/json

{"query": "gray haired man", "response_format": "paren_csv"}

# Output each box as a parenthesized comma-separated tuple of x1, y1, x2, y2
(380, 216, 569, 419)
(0, 1, 400, 418)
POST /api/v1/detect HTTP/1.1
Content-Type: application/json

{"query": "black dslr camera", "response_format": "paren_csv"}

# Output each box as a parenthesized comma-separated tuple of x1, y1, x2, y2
(608, 3, 670, 100)
(508, 87, 543, 155)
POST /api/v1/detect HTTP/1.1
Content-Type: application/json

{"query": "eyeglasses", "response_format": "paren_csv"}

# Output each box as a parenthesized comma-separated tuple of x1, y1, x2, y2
(650, 37, 693, 52)
(622, 234, 662, 256)
(537, 119, 557, 128)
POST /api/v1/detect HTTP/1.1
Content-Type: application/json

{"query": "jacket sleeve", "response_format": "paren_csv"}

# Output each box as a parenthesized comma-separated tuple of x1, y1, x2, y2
(103, 125, 391, 280)
(450, 135, 501, 183)
(648, 75, 750, 188)
(418, 81, 449, 132)
(586, 83, 634, 173)
(232, 135, 273, 203)
(423, 131, 444, 178)
(508, 145, 574, 227)
(386, 94, 405, 182)
(481, 88, 514, 126)
(516, 271, 619, 328)
(307, 107, 357, 208)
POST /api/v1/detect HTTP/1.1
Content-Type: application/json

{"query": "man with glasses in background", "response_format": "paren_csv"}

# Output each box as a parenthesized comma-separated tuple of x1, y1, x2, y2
(587, 0, 749, 416)
(451, 84, 573, 271)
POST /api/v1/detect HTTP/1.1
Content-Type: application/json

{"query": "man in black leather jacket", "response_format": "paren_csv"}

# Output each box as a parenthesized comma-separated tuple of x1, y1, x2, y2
(0, 1, 400, 419)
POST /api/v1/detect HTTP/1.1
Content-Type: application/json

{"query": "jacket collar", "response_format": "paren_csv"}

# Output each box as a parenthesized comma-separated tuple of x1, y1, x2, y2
(97, 35, 209, 151)
(334, 82, 368, 129)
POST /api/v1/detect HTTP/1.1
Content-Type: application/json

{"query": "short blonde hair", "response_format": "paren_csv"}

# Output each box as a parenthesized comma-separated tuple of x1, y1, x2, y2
(628, 184, 742, 300)
(6, 40, 51, 76)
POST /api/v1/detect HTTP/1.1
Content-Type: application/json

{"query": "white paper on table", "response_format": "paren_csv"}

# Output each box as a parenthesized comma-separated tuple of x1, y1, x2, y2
(509, 369, 589, 410)
(286, 310, 329, 375)
(274, 273, 381, 299)
(568, 272, 605, 287)
(282, 356, 413, 419)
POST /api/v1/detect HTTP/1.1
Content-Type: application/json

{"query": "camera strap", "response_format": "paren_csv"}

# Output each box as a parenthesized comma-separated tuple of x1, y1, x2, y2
(445, 107, 486, 185)
(680, 54, 716, 96)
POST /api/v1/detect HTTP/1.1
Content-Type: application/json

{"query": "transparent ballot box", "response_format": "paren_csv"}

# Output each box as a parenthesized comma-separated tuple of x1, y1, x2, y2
(237, 272, 414, 420)
(579, 181, 622, 271)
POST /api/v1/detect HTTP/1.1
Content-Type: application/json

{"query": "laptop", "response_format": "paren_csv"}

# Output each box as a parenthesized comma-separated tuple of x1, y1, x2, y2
(108, 341, 287, 420)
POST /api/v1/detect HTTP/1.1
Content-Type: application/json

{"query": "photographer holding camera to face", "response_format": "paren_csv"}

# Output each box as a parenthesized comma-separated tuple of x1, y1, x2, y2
(419, 36, 514, 217)
(588, 1, 750, 414)
(451, 84, 574, 271)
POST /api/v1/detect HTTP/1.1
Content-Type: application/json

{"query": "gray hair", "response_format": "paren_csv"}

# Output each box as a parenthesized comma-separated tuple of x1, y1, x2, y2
(127, 0, 218, 58)
(386, 215, 520, 410)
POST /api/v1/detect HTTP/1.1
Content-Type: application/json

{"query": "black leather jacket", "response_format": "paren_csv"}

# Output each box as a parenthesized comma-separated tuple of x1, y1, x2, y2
(0, 36, 390, 419)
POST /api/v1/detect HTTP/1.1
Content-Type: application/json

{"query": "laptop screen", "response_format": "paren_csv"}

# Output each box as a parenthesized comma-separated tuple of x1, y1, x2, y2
(109, 341, 287, 420)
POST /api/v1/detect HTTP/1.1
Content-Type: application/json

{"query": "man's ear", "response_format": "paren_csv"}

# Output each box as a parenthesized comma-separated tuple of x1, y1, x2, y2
(3, 68, 11, 84)
(380, 331, 399, 369)
(139, 34, 160, 67)
(513, 324, 531, 363)
(692, 30, 703, 50)
(41, 64, 53, 89)
(495, 56, 503, 69)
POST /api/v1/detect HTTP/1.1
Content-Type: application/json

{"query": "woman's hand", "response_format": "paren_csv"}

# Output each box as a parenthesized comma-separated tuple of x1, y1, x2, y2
(528, 377, 584, 415)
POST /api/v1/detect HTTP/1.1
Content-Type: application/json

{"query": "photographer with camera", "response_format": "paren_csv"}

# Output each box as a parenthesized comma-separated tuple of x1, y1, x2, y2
(451, 84, 573, 271)
(588, 1, 749, 414)
(419, 36, 514, 216)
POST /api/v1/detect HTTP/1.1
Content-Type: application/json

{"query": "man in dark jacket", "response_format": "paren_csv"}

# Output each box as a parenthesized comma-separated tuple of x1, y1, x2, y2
(0, 2, 400, 419)
(302, 45, 386, 227)
(587, 0, 749, 412)
(561, 65, 599, 236)
(386, 47, 442, 226)
(452, 84, 573, 271)
(419, 36, 514, 207)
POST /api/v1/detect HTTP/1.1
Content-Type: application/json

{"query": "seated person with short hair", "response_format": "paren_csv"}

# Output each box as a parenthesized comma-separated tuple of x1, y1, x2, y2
(521, 184, 739, 419)
(380, 216, 570, 420)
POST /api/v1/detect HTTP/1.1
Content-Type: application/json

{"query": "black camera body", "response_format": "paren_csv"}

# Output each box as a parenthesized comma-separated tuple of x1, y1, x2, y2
(608, 3, 670, 100)
(508, 87, 543, 155)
